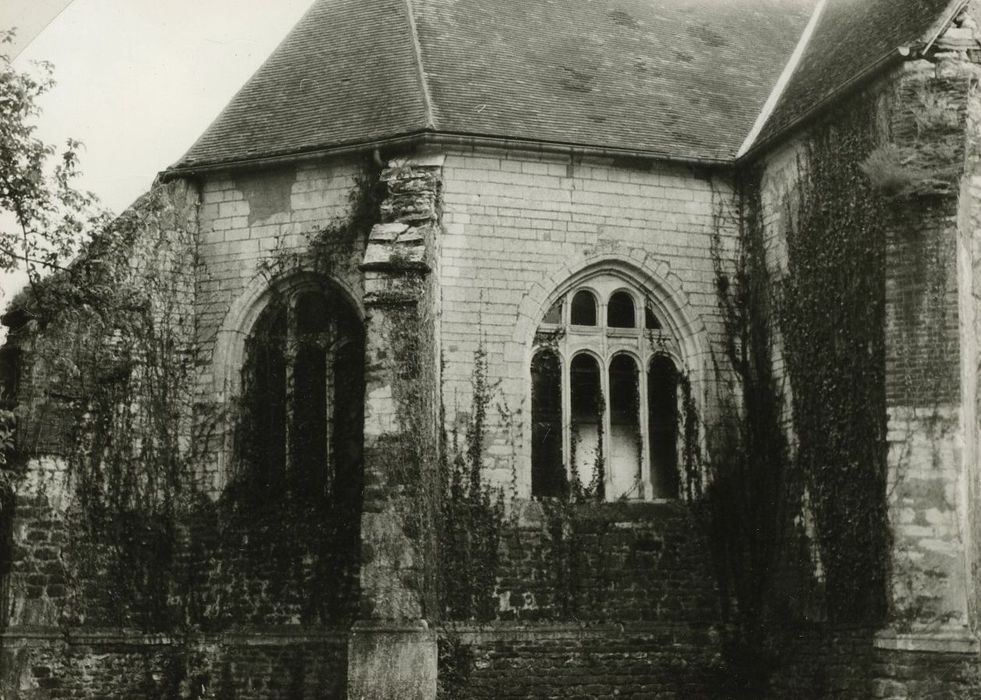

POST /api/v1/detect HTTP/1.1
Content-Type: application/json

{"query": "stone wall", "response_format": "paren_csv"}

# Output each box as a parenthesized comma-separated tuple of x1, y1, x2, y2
(195, 157, 369, 496)
(959, 8, 981, 631)
(1, 632, 348, 700)
(0, 164, 377, 698)
(748, 38, 981, 697)
(441, 623, 729, 699)
(437, 500, 728, 698)
(437, 148, 734, 495)
(493, 501, 719, 624)
(756, 50, 979, 638)
(766, 627, 981, 699)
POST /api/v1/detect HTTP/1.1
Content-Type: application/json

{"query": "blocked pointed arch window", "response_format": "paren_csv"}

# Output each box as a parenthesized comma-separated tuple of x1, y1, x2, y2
(532, 274, 683, 500)
(238, 284, 364, 502)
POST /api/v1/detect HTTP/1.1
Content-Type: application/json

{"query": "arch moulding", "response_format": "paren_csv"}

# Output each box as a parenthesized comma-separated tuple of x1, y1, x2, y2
(211, 269, 364, 401)
(508, 250, 709, 374)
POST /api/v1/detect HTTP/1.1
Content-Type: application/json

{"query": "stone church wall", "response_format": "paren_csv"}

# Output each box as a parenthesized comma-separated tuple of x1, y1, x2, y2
(194, 156, 369, 496)
(438, 501, 731, 697)
(438, 146, 735, 495)
(0, 162, 372, 697)
(753, 41, 981, 700)
(6, 45, 981, 693)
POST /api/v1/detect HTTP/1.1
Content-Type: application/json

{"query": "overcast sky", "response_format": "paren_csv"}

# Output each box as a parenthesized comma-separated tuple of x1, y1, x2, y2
(0, 0, 315, 302)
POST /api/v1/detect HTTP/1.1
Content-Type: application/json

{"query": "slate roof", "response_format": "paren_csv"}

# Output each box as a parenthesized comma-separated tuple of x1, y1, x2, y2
(752, 0, 962, 151)
(176, 0, 430, 170)
(174, 0, 966, 171)
(174, 0, 814, 170)
(410, 0, 813, 162)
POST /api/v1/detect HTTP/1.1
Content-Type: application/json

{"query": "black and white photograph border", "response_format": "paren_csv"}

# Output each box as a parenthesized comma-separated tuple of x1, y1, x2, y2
(1, 1, 981, 697)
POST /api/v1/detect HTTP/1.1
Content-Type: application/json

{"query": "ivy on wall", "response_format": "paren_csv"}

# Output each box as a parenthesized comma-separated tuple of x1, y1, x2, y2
(3, 159, 386, 633)
(4, 183, 201, 629)
(704, 93, 903, 692)
(781, 102, 890, 624)
(439, 339, 506, 621)
(708, 172, 802, 664)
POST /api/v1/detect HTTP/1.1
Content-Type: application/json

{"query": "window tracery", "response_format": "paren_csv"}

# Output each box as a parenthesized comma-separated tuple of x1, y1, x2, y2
(532, 274, 682, 501)
(238, 283, 364, 502)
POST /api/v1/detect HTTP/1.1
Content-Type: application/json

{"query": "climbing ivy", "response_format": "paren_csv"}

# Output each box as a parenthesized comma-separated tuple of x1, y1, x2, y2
(4, 158, 385, 636)
(706, 89, 903, 692)
(781, 101, 891, 624)
(439, 338, 507, 621)
(15, 182, 202, 630)
(708, 170, 800, 641)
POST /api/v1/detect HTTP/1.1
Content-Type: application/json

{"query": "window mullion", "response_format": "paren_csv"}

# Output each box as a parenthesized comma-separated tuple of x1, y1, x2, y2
(561, 341, 571, 490)
(285, 299, 298, 477)
(600, 331, 611, 501)
(638, 353, 652, 501)
(324, 323, 336, 501)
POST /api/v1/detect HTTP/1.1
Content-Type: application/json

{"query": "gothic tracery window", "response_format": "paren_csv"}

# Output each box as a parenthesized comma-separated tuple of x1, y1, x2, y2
(532, 275, 682, 501)
(239, 284, 364, 502)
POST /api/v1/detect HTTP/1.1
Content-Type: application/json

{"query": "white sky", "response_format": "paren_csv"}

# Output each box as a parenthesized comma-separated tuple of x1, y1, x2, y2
(0, 0, 315, 303)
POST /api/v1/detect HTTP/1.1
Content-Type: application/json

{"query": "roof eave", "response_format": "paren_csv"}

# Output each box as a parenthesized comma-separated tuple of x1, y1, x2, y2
(162, 131, 736, 180)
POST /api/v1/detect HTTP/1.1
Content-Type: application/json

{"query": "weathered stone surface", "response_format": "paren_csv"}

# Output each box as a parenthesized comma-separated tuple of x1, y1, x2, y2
(348, 622, 437, 700)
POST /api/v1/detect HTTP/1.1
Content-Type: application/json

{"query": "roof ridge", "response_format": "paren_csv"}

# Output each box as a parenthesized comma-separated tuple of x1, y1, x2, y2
(737, 0, 828, 158)
(404, 0, 437, 131)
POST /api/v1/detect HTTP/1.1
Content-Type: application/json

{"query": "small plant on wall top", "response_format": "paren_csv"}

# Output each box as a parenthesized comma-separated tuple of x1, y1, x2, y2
(860, 81, 964, 199)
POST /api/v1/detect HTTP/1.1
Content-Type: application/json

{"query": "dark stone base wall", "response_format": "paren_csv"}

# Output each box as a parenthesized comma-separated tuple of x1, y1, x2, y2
(438, 623, 731, 699)
(438, 625, 981, 699)
(872, 647, 981, 699)
(433, 503, 731, 697)
(765, 626, 981, 699)
(0, 630, 348, 700)
(6, 626, 976, 699)
(494, 502, 721, 624)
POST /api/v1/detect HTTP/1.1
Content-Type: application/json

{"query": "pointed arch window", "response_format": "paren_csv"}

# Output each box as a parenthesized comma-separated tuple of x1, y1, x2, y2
(531, 276, 684, 501)
(239, 284, 364, 502)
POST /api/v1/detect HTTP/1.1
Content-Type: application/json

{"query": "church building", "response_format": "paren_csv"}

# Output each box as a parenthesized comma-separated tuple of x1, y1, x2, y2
(3, 0, 981, 697)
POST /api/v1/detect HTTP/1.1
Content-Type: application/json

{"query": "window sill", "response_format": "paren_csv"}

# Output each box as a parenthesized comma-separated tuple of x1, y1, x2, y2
(513, 497, 687, 527)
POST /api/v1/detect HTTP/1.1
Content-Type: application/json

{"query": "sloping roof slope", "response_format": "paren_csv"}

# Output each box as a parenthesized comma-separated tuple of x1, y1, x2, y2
(753, 0, 960, 149)
(412, 0, 813, 162)
(178, 0, 431, 169)
(175, 0, 814, 170)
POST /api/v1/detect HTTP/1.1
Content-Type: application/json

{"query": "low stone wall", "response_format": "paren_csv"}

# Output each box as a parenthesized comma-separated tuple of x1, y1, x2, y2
(0, 629, 348, 700)
(765, 626, 981, 699)
(494, 501, 721, 624)
(438, 622, 730, 699)
(434, 502, 730, 698)
(439, 624, 981, 699)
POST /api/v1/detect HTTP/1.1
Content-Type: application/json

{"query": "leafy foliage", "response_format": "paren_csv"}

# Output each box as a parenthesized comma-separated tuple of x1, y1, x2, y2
(708, 172, 800, 633)
(859, 81, 964, 198)
(782, 103, 890, 624)
(0, 29, 106, 279)
(440, 339, 506, 621)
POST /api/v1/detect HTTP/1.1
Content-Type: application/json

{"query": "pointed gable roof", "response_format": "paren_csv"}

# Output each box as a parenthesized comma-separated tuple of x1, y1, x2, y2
(749, 0, 964, 153)
(173, 0, 814, 171)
